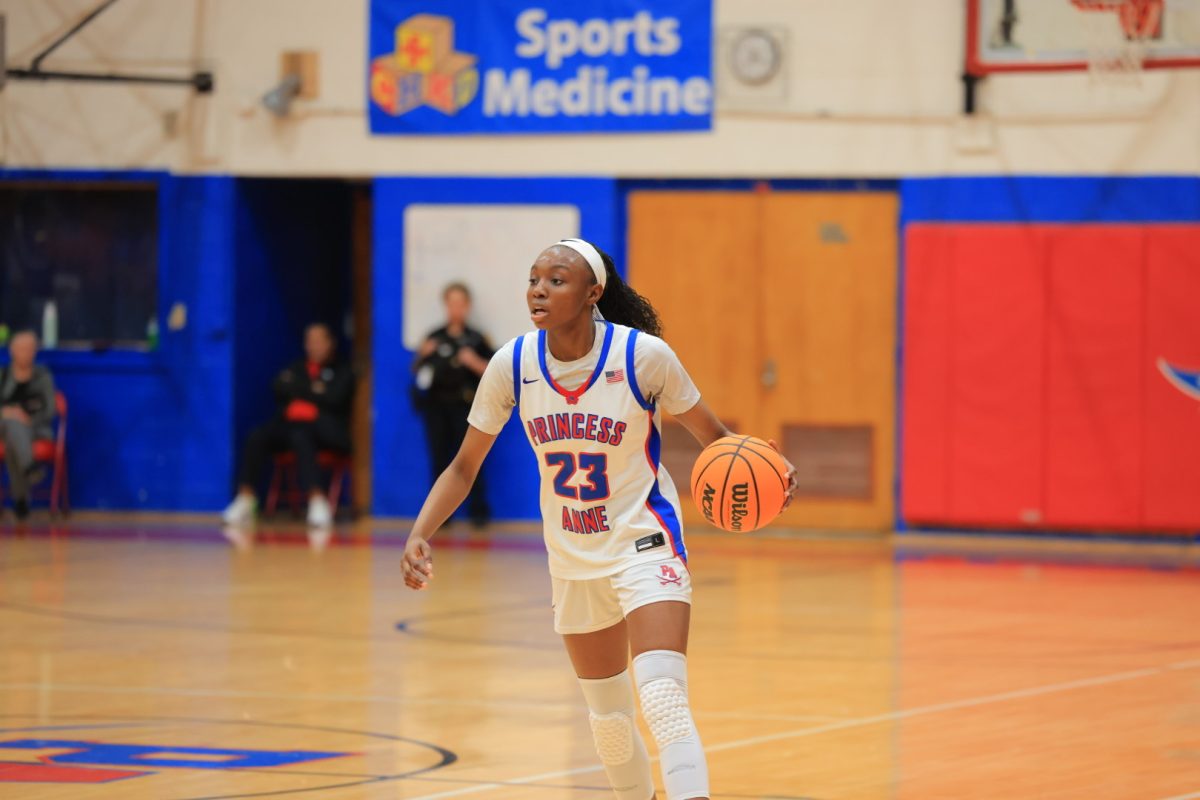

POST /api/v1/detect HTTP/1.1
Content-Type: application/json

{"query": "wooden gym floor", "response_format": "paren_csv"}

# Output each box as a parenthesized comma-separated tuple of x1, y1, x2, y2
(1, 517, 1199, 799)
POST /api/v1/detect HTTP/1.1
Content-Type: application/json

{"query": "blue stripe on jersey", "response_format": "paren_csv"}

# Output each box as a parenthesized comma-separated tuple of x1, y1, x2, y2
(537, 322, 615, 401)
(646, 418, 687, 562)
(511, 335, 525, 410)
(625, 329, 653, 411)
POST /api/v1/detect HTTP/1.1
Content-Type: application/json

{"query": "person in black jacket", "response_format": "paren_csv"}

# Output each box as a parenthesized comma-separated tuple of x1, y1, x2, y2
(1, 330, 56, 520)
(413, 283, 493, 527)
(223, 323, 353, 529)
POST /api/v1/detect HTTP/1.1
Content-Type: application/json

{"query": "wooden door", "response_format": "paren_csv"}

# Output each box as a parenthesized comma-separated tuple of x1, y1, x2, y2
(627, 191, 762, 527)
(761, 193, 898, 530)
(627, 189, 898, 532)
(351, 184, 373, 513)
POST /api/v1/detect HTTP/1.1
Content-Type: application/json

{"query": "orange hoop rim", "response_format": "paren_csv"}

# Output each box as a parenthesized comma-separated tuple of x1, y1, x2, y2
(966, 0, 1200, 75)
(1071, 0, 1165, 41)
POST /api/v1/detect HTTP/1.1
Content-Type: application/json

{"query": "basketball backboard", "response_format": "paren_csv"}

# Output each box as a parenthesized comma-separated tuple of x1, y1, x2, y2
(966, 0, 1200, 74)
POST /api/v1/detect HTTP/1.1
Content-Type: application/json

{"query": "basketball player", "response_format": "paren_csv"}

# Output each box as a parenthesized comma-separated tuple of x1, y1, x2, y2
(402, 239, 797, 800)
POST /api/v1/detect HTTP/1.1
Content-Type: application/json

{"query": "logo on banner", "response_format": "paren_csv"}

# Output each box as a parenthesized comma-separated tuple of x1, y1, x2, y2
(371, 14, 480, 115)
(1158, 357, 1200, 402)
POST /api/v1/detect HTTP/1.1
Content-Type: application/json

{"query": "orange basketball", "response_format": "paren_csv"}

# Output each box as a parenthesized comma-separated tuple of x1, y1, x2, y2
(690, 436, 790, 533)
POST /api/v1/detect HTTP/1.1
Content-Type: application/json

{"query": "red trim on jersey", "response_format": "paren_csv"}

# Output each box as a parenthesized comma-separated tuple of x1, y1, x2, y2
(642, 410, 657, 472)
(544, 371, 585, 404)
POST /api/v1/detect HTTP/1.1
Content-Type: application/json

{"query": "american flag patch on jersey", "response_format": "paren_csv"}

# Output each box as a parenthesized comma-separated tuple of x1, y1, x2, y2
(605, 369, 625, 384)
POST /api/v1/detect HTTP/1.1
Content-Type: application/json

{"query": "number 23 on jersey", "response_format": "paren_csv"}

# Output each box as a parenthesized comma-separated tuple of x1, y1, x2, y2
(545, 452, 613, 533)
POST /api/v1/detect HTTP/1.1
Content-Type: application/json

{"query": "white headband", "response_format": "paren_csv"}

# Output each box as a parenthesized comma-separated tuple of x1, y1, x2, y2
(558, 238, 607, 290)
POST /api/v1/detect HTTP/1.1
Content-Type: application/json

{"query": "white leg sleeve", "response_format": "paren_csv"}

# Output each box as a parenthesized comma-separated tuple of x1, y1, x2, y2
(578, 670, 655, 800)
(633, 650, 710, 800)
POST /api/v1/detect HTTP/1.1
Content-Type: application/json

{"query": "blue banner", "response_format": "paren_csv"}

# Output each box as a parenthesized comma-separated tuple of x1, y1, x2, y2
(368, 0, 713, 134)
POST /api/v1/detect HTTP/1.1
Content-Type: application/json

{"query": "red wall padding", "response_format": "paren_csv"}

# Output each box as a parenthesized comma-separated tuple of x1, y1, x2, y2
(1044, 228, 1145, 528)
(1144, 228, 1200, 529)
(901, 228, 952, 523)
(947, 228, 1045, 526)
(903, 223, 1200, 533)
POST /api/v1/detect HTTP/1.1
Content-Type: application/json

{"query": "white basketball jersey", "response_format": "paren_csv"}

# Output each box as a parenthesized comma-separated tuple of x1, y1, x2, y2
(511, 322, 688, 580)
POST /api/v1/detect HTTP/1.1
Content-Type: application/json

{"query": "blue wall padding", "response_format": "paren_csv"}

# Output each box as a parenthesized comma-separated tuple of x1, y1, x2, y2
(900, 176, 1200, 223)
(0, 173, 357, 511)
(231, 180, 354, 490)
(3, 175, 240, 510)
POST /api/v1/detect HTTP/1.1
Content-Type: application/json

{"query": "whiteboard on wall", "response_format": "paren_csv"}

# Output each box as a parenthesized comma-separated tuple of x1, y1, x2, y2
(402, 204, 581, 350)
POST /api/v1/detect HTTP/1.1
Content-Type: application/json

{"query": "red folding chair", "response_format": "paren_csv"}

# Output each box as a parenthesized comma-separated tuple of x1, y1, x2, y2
(264, 450, 350, 517)
(0, 391, 70, 517)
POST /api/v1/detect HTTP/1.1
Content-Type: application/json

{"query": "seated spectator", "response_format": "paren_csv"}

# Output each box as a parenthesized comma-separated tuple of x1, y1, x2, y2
(223, 323, 353, 529)
(1, 330, 56, 520)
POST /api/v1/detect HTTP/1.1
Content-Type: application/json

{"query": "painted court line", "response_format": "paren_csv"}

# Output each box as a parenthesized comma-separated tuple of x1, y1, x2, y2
(405, 660, 1198, 800)
(405, 764, 610, 799)
(0, 682, 579, 714)
(0, 682, 843, 725)
(1160, 793, 1200, 800)
(706, 665, 1165, 753)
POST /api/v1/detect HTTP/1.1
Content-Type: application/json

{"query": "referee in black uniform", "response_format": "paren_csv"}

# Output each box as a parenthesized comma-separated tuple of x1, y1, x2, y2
(413, 282, 493, 527)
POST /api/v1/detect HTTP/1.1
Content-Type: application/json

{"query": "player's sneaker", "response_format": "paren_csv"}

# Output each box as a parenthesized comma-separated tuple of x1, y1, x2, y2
(222, 494, 256, 526)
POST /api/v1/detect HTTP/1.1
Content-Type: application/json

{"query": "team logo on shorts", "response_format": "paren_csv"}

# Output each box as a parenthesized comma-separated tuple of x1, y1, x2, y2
(659, 564, 682, 586)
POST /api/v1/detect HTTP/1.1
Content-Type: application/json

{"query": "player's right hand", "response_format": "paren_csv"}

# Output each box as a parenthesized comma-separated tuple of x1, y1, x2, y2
(402, 536, 434, 591)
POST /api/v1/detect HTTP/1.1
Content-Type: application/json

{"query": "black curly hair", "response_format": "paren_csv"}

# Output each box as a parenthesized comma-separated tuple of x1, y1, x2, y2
(585, 242, 664, 338)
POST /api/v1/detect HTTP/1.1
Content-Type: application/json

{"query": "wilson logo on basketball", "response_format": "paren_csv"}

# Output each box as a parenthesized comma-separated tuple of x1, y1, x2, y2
(700, 484, 716, 524)
(691, 435, 790, 533)
(729, 483, 750, 531)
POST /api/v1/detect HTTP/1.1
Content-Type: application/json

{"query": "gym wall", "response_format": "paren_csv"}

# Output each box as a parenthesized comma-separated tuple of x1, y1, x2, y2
(0, 1, 1197, 531)
(0, 0, 1196, 176)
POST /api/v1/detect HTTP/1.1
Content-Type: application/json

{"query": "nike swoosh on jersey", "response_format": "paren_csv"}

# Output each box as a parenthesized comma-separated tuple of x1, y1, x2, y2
(522, 377, 539, 384)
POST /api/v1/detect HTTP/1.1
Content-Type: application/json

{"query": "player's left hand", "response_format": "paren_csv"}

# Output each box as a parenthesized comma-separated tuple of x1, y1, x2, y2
(767, 439, 798, 510)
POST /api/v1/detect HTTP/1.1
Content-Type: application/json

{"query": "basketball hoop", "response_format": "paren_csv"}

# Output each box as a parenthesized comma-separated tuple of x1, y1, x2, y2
(966, 0, 1200, 97)
(1071, 0, 1165, 80)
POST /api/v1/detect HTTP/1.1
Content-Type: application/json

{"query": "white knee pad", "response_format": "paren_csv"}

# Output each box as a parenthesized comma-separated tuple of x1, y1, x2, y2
(578, 670, 654, 800)
(591, 711, 634, 764)
(634, 650, 710, 800)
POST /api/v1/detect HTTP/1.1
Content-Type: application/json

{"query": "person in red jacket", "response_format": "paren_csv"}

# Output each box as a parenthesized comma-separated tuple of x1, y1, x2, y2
(223, 324, 354, 529)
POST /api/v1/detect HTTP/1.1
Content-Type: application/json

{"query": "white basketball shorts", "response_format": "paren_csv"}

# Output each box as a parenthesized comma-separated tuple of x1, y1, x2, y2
(551, 556, 692, 635)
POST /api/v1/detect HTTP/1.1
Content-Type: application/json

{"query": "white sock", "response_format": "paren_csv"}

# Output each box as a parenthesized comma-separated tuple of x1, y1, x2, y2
(307, 495, 332, 528)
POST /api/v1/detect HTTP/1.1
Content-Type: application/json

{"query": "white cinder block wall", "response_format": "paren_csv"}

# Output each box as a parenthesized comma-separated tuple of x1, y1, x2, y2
(0, 0, 1196, 175)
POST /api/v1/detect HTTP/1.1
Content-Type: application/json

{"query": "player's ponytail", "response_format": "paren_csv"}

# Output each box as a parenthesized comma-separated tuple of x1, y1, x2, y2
(590, 243, 664, 338)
